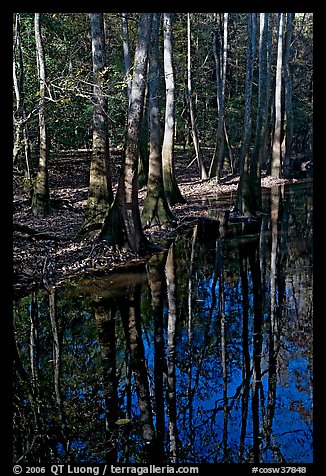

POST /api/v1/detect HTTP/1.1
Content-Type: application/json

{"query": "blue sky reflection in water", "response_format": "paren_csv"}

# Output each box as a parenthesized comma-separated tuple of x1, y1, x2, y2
(13, 182, 313, 464)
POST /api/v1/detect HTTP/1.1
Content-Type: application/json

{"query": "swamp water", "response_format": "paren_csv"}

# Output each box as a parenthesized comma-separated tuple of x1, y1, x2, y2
(13, 182, 313, 465)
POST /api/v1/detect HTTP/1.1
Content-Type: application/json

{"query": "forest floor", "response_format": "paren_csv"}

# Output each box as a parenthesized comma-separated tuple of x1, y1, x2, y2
(12, 147, 299, 299)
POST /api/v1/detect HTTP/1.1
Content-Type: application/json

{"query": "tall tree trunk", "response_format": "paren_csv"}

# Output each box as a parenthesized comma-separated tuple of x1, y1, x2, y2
(187, 14, 208, 180)
(80, 13, 113, 234)
(271, 13, 284, 178)
(121, 13, 132, 106)
(249, 13, 269, 213)
(235, 13, 257, 214)
(141, 13, 176, 229)
(13, 13, 32, 187)
(31, 13, 51, 215)
(209, 13, 229, 181)
(99, 13, 154, 253)
(282, 13, 294, 178)
(162, 13, 185, 206)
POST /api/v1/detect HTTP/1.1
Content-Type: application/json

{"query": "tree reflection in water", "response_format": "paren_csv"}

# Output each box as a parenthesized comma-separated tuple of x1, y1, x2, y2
(13, 183, 313, 464)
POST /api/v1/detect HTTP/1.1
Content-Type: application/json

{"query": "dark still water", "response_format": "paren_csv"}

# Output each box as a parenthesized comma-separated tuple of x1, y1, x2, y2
(13, 182, 313, 465)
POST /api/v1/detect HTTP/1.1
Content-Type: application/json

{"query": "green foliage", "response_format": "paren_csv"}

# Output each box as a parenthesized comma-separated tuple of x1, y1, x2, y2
(13, 12, 313, 165)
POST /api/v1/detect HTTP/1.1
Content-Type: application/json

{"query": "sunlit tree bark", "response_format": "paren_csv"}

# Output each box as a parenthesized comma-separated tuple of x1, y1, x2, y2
(282, 13, 294, 178)
(141, 13, 176, 229)
(271, 13, 284, 178)
(31, 13, 51, 215)
(99, 13, 154, 253)
(162, 13, 186, 206)
(80, 13, 113, 234)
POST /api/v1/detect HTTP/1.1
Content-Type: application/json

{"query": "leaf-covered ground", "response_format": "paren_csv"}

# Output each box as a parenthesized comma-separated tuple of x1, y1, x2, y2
(13, 148, 294, 298)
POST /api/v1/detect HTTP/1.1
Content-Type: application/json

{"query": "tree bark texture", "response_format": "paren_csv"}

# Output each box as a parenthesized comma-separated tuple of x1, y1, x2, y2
(209, 13, 229, 180)
(81, 13, 113, 233)
(31, 13, 51, 215)
(282, 13, 294, 178)
(162, 13, 185, 206)
(141, 13, 175, 229)
(235, 13, 257, 214)
(271, 13, 284, 178)
(99, 13, 153, 253)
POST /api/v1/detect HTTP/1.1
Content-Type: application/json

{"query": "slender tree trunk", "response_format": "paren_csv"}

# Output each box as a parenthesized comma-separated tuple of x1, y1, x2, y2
(162, 13, 185, 206)
(282, 13, 294, 178)
(187, 14, 208, 180)
(31, 13, 51, 215)
(121, 13, 132, 106)
(99, 13, 154, 253)
(262, 14, 273, 170)
(271, 13, 284, 178)
(13, 13, 32, 187)
(235, 13, 257, 213)
(249, 13, 269, 213)
(209, 13, 229, 180)
(80, 13, 113, 234)
(141, 13, 176, 229)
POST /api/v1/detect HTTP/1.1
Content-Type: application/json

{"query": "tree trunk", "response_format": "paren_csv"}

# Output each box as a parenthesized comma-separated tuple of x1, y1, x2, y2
(162, 13, 185, 206)
(249, 13, 269, 213)
(31, 13, 51, 215)
(235, 13, 257, 214)
(271, 13, 284, 178)
(187, 14, 208, 180)
(209, 13, 229, 181)
(141, 13, 176, 229)
(121, 13, 132, 106)
(99, 13, 154, 253)
(13, 13, 32, 187)
(80, 13, 113, 234)
(282, 13, 294, 178)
